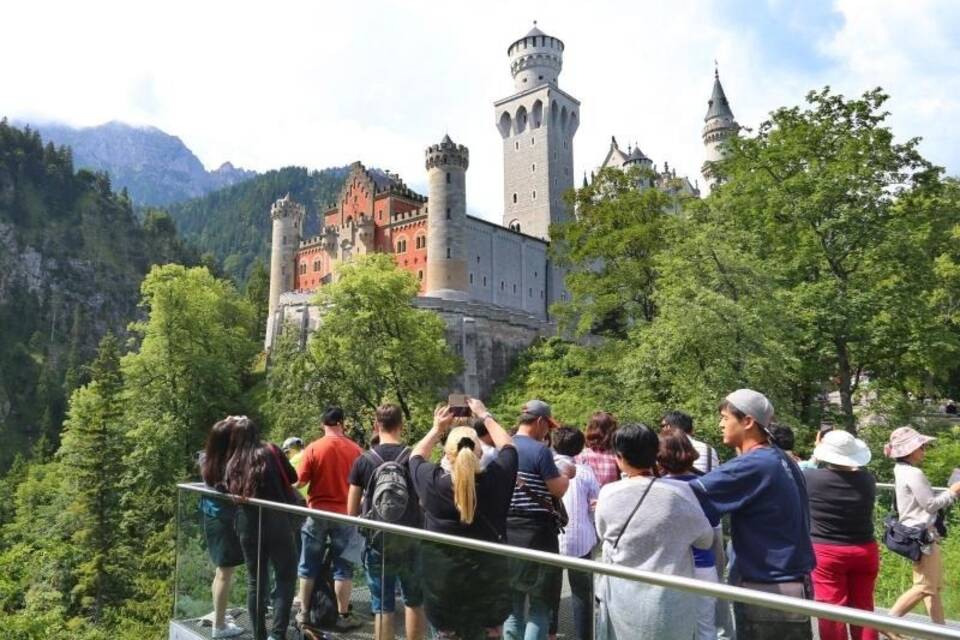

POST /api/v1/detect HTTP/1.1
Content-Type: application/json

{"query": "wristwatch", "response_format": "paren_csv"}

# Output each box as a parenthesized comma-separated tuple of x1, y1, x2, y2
(479, 413, 494, 422)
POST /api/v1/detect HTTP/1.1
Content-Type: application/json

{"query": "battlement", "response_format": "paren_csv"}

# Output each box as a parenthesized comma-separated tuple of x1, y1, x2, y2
(425, 134, 469, 171)
(270, 194, 305, 221)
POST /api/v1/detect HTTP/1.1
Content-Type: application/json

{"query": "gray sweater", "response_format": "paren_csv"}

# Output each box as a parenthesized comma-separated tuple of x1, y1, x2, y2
(595, 477, 713, 640)
(894, 463, 956, 531)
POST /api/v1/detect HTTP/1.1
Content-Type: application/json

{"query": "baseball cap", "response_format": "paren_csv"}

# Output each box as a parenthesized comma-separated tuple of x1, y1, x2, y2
(281, 436, 303, 452)
(521, 399, 560, 429)
(724, 389, 774, 429)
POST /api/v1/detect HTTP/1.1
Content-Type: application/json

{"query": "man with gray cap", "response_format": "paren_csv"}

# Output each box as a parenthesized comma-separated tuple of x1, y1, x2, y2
(691, 389, 815, 640)
(503, 400, 570, 640)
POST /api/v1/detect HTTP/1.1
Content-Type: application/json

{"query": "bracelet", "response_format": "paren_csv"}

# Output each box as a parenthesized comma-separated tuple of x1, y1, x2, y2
(480, 413, 494, 422)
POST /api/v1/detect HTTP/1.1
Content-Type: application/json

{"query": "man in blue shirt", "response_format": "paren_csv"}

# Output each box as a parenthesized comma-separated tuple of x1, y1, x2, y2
(504, 400, 570, 640)
(692, 389, 815, 640)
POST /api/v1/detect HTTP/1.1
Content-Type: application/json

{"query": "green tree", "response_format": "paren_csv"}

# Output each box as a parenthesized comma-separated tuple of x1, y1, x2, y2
(713, 87, 954, 430)
(551, 166, 680, 337)
(57, 334, 126, 621)
(263, 327, 324, 441)
(118, 264, 258, 623)
(245, 258, 271, 341)
(305, 255, 460, 431)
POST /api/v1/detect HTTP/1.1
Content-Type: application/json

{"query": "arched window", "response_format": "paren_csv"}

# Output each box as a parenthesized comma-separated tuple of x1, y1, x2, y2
(446, 247, 451, 259)
(418, 270, 423, 281)
(446, 207, 451, 219)
(469, 273, 474, 284)
(446, 172, 451, 184)
(512, 193, 518, 204)
(508, 220, 521, 232)
(483, 276, 487, 287)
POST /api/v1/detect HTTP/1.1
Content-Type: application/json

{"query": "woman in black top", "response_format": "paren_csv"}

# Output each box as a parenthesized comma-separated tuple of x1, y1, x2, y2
(409, 398, 518, 640)
(222, 416, 299, 640)
(802, 430, 878, 640)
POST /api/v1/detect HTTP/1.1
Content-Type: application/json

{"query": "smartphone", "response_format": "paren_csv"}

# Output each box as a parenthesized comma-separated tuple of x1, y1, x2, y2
(448, 393, 471, 418)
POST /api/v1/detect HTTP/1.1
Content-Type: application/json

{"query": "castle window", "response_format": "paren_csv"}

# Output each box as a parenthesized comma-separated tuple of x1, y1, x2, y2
(512, 193, 517, 204)
(500, 281, 505, 290)
(283, 235, 288, 245)
(534, 271, 538, 278)
(540, 289, 544, 299)
(418, 270, 423, 281)
(513, 283, 517, 294)
(477, 255, 481, 263)
(446, 247, 451, 259)
(531, 163, 536, 172)
(313, 260, 321, 271)
(529, 287, 533, 297)
(469, 273, 474, 284)
(446, 207, 451, 219)
(538, 75, 543, 81)
(446, 172, 451, 184)
(483, 276, 488, 287)
(531, 137, 535, 146)
(515, 141, 519, 150)
(299, 263, 307, 275)
(532, 190, 537, 200)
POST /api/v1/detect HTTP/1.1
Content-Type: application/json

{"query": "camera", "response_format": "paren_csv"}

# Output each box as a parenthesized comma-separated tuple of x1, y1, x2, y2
(448, 393, 472, 418)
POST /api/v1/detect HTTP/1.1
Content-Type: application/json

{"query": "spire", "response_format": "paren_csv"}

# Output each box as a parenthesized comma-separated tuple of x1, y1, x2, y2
(705, 66, 735, 122)
(582, 172, 589, 188)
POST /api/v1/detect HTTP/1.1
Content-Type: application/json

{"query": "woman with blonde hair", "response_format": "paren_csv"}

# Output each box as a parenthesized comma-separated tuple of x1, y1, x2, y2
(409, 398, 517, 639)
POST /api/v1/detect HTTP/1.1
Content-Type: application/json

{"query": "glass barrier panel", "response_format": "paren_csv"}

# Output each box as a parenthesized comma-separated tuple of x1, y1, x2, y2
(173, 489, 250, 638)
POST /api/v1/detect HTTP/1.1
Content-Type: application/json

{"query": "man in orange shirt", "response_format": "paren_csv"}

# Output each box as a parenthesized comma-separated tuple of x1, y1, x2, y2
(296, 406, 363, 630)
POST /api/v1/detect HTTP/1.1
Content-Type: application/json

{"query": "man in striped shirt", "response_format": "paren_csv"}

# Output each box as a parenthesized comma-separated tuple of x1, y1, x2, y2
(503, 400, 570, 640)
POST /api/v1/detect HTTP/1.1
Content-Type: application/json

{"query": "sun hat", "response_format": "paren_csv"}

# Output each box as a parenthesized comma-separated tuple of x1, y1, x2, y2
(884, 426, 935, 459)
(281, 436, 303, 452)
(813, 430, 872, 468)
(724, 389, 774, 429)
(520, 399, 560, 429)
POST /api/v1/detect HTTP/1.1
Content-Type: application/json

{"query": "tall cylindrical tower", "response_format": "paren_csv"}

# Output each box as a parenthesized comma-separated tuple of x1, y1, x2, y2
(267, 194, 304, 337)
(508, 23, 564, 90)
(425, 134, 469, 301)
(701, 67, 738, 189)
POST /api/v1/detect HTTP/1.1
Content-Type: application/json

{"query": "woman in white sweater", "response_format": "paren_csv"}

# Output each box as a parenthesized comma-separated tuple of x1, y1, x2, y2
(595, 423, 713, 640)
(885, 426, 960, 626)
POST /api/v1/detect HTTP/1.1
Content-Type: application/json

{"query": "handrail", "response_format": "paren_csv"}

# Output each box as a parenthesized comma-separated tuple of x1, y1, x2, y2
(176, 483, 960, 639)
(878, 481, 949, 492)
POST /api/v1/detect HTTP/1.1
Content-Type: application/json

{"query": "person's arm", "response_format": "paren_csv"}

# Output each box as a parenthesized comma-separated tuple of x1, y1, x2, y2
(347, 484, 363, 517)
(295, 448, 311, 488)
(467, 397, 513, 450)
(412, 405, 454, 460)
(692, 512, 715, 550)
(691, 456, 757, 523)
(906, 467, 959, 513)
(546, 475, 570, 498)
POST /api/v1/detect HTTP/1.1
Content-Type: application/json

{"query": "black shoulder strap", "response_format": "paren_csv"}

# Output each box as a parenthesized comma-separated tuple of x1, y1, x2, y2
(613, 478, 657, 550)
(365, 448, 385, 467)
(707, 446, 714, 472)
(396, 446, 411, 465)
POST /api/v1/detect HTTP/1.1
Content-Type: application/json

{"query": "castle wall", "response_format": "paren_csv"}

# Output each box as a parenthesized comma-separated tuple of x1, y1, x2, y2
(267, 293, 553, 399)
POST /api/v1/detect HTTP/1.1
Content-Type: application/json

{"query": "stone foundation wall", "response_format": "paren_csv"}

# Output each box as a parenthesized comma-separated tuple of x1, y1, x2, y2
(266, 293, 554, 398)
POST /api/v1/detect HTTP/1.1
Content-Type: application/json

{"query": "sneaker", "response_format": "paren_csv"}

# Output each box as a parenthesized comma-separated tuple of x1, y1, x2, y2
(211, 621, 244, 639)
(333, 611, 363, 631)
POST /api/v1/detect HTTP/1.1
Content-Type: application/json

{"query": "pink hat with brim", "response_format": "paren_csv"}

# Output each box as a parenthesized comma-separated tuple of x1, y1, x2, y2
(884, 426, 935, 459)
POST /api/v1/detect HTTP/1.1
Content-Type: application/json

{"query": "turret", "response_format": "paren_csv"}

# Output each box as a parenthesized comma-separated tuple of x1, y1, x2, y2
(507, 22, 564, 90)
(424, 134, 469, 301)
(266, 194, 305, 343)
(701, 66, 739, 189)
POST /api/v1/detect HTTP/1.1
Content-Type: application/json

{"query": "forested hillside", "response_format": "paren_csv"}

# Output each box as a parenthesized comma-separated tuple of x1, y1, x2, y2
(0, 119, 199, 469)
(164, 166, 351, 281)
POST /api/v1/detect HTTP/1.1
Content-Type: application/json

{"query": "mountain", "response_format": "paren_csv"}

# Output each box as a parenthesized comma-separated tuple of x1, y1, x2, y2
(16, 120, 256, 206)
(165, 166, 352, 281)
(0, 120, 198, 469)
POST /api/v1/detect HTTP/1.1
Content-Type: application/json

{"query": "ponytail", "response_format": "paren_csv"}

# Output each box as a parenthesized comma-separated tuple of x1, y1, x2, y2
(452, 443, 480, 524)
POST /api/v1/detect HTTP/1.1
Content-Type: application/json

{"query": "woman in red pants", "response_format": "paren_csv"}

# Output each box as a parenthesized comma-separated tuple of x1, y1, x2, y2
(803, 430, 878, 640)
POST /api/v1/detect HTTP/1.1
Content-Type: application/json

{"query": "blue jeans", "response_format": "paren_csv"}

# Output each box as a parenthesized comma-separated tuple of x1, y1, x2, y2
(298, 517, 354, 581)
(364, 542, 424, 614)
(503, 591, 551, 640)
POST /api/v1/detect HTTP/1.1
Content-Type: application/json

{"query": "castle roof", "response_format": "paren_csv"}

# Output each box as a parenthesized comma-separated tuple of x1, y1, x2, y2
(705, 69, 735, 122)
(526, 24, 546, 38)
(625, 144, 650, 164)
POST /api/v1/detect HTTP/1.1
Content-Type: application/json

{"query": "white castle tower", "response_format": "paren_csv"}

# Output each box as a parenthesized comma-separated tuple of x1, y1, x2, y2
(495, 23, 579, 240)
(266, 194, 304, 341)
(425, 134, 470, 300)
(701, 67, 738, 189)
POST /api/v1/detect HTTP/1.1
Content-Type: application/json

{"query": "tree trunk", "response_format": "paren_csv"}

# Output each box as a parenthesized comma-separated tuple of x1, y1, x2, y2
(835, 337, 857, 433)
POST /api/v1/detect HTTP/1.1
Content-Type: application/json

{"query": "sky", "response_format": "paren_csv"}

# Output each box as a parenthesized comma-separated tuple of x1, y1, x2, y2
(3, 0, 960, 222)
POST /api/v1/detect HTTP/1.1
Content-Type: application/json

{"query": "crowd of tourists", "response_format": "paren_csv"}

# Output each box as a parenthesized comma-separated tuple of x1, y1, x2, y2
(196, 389, 960, 640)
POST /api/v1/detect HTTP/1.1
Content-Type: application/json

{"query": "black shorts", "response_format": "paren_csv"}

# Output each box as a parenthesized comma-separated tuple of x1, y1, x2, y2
(202, 510, 244, 568)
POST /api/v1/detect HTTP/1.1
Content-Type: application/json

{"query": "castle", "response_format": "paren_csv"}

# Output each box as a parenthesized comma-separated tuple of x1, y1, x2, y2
(266, 25, 738, 396)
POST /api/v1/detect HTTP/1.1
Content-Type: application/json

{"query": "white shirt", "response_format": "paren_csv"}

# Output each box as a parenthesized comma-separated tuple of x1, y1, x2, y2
(690, 436, 721, 475)
(558, 458, 601, 558)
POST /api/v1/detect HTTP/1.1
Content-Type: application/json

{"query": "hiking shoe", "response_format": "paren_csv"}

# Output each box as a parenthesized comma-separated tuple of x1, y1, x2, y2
(333, 611, 363, 631)
(211, 621, 244, 638)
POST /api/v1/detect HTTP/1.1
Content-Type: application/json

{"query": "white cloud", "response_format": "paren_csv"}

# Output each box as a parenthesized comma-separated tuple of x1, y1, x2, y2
(2, 0, 958, 222)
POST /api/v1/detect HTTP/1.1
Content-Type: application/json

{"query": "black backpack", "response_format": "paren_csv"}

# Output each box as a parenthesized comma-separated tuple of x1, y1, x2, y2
(361, 447, 413, 525)
(296, 548, 339, 634)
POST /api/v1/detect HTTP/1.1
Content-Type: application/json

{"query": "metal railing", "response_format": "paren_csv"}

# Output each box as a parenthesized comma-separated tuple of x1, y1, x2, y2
(176, 482, 960, 639)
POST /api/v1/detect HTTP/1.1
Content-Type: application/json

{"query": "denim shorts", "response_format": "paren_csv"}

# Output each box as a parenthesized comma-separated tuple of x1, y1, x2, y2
(298, 517, 355, 581)
(364, 541, 424, 614)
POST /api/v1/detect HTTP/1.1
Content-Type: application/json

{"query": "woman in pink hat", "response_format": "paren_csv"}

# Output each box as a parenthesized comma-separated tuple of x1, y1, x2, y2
(885, 426, 960, 628)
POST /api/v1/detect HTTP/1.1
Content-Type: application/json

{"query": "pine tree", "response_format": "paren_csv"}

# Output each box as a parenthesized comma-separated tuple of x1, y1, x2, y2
(245, 257, 270, 341)
(58, 333, 126, 621)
